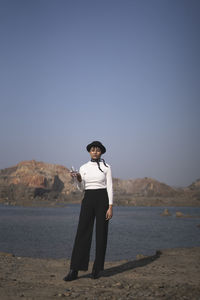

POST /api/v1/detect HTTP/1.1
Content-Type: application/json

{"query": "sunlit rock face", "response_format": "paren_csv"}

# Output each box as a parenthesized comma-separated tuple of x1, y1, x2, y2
(0, 160, 77, 205)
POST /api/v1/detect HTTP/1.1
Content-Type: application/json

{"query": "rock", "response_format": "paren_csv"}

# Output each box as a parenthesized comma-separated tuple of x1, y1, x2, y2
(161, 208, 171, 216)
(156, 250, 162, 255)
(0, 252, 15, 257)
(176, 211, 184, 217)
(57, 293, 66, 297)
(136, 254, 148, 260)
(0, 160, 81, 205)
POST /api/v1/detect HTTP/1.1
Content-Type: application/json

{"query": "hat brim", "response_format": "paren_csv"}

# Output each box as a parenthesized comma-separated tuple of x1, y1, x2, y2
(86, 142, 106, 154)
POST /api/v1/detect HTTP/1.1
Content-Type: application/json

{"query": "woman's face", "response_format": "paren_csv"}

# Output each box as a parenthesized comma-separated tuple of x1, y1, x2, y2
(89, 146, 102, 160)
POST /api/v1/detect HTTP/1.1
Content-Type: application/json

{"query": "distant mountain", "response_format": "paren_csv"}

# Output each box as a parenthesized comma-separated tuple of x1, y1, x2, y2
(185, 178, 200, 201)
(113, 177, 178, 197)
(188, 178, 200, 191)
(0, 160, 199, 206)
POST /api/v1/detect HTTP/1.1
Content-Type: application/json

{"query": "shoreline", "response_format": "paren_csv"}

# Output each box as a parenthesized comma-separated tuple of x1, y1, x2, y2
(1, 246, 200, 299)
(1, 201, 200, 208)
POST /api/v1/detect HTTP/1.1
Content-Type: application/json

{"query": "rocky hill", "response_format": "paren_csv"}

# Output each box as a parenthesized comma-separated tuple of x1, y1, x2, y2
(0, 160, 199, 207)
(184, 178, 200, 201)
(113, 177, 178, 197)
(188, 178, 200, 191)
(0, 160, 78, 206)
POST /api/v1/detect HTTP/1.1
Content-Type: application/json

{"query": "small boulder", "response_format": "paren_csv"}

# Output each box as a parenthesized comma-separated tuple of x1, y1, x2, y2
(176, 211, 184, 217)
(136, 254, 148, 260)
(161, 208, 171, 216)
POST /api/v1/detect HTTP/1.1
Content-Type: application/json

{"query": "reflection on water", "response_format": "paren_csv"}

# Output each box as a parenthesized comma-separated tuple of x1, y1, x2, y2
(0, 204, 200, 261)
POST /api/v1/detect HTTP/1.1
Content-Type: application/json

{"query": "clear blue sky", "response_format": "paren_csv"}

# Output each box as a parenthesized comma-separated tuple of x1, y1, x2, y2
(0, 0, 199, 187)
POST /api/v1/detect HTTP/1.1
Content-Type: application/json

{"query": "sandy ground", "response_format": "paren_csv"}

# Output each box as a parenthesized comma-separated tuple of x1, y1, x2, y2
(0, 247, 200, 300)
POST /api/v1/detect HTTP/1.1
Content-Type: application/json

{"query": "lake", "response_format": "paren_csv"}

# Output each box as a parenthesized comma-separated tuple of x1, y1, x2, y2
(0, 204, 200, 261)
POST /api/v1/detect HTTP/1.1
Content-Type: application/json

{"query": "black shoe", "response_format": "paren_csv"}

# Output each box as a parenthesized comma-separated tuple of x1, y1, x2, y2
(63, 270, 78, 281)
(91, 269, 100, 279)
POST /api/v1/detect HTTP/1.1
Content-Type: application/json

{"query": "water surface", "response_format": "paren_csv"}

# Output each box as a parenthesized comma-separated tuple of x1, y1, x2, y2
(0, 204, 200, 261)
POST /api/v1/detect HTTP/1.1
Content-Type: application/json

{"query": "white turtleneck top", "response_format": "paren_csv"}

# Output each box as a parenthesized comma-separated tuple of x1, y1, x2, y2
(76, 161, 113, 205)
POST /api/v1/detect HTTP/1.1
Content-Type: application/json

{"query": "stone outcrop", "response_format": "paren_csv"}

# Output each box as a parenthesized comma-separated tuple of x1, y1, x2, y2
(176, 211, 185, 217)
(0, 160, 79, 205)
(161, 208, 172, 216)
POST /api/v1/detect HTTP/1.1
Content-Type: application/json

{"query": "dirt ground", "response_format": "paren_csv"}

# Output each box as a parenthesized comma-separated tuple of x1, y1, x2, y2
(0, 247, 200, 300)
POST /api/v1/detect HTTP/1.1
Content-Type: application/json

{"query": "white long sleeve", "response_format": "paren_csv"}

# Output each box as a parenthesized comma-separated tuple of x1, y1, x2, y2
(76, 161, 113, 205)
(105, 165, 113, 205)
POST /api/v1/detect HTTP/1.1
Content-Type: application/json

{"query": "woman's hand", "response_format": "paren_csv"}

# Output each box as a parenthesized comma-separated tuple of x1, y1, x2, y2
(76, 173, 82, 182)
(70, 172, 82, 182)
(106, 206, 113, 220)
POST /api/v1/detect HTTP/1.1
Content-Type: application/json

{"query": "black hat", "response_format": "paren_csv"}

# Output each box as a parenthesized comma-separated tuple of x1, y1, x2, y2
(86, 141, 106, 154)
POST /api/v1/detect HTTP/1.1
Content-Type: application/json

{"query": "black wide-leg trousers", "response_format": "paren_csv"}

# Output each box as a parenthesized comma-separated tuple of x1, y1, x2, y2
(70, 188, 109, 272)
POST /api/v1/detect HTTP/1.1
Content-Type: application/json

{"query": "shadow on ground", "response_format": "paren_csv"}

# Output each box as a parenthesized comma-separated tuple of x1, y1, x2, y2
(79, 250, 162, 279)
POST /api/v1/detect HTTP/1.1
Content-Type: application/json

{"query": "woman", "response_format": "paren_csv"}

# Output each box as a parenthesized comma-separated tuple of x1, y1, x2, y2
(63, 141, 113, 281)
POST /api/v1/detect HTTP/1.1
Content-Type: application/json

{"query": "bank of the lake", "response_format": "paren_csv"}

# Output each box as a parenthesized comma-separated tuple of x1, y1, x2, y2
(1, 194, 200, 207)
(0, 246, 200, 299)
